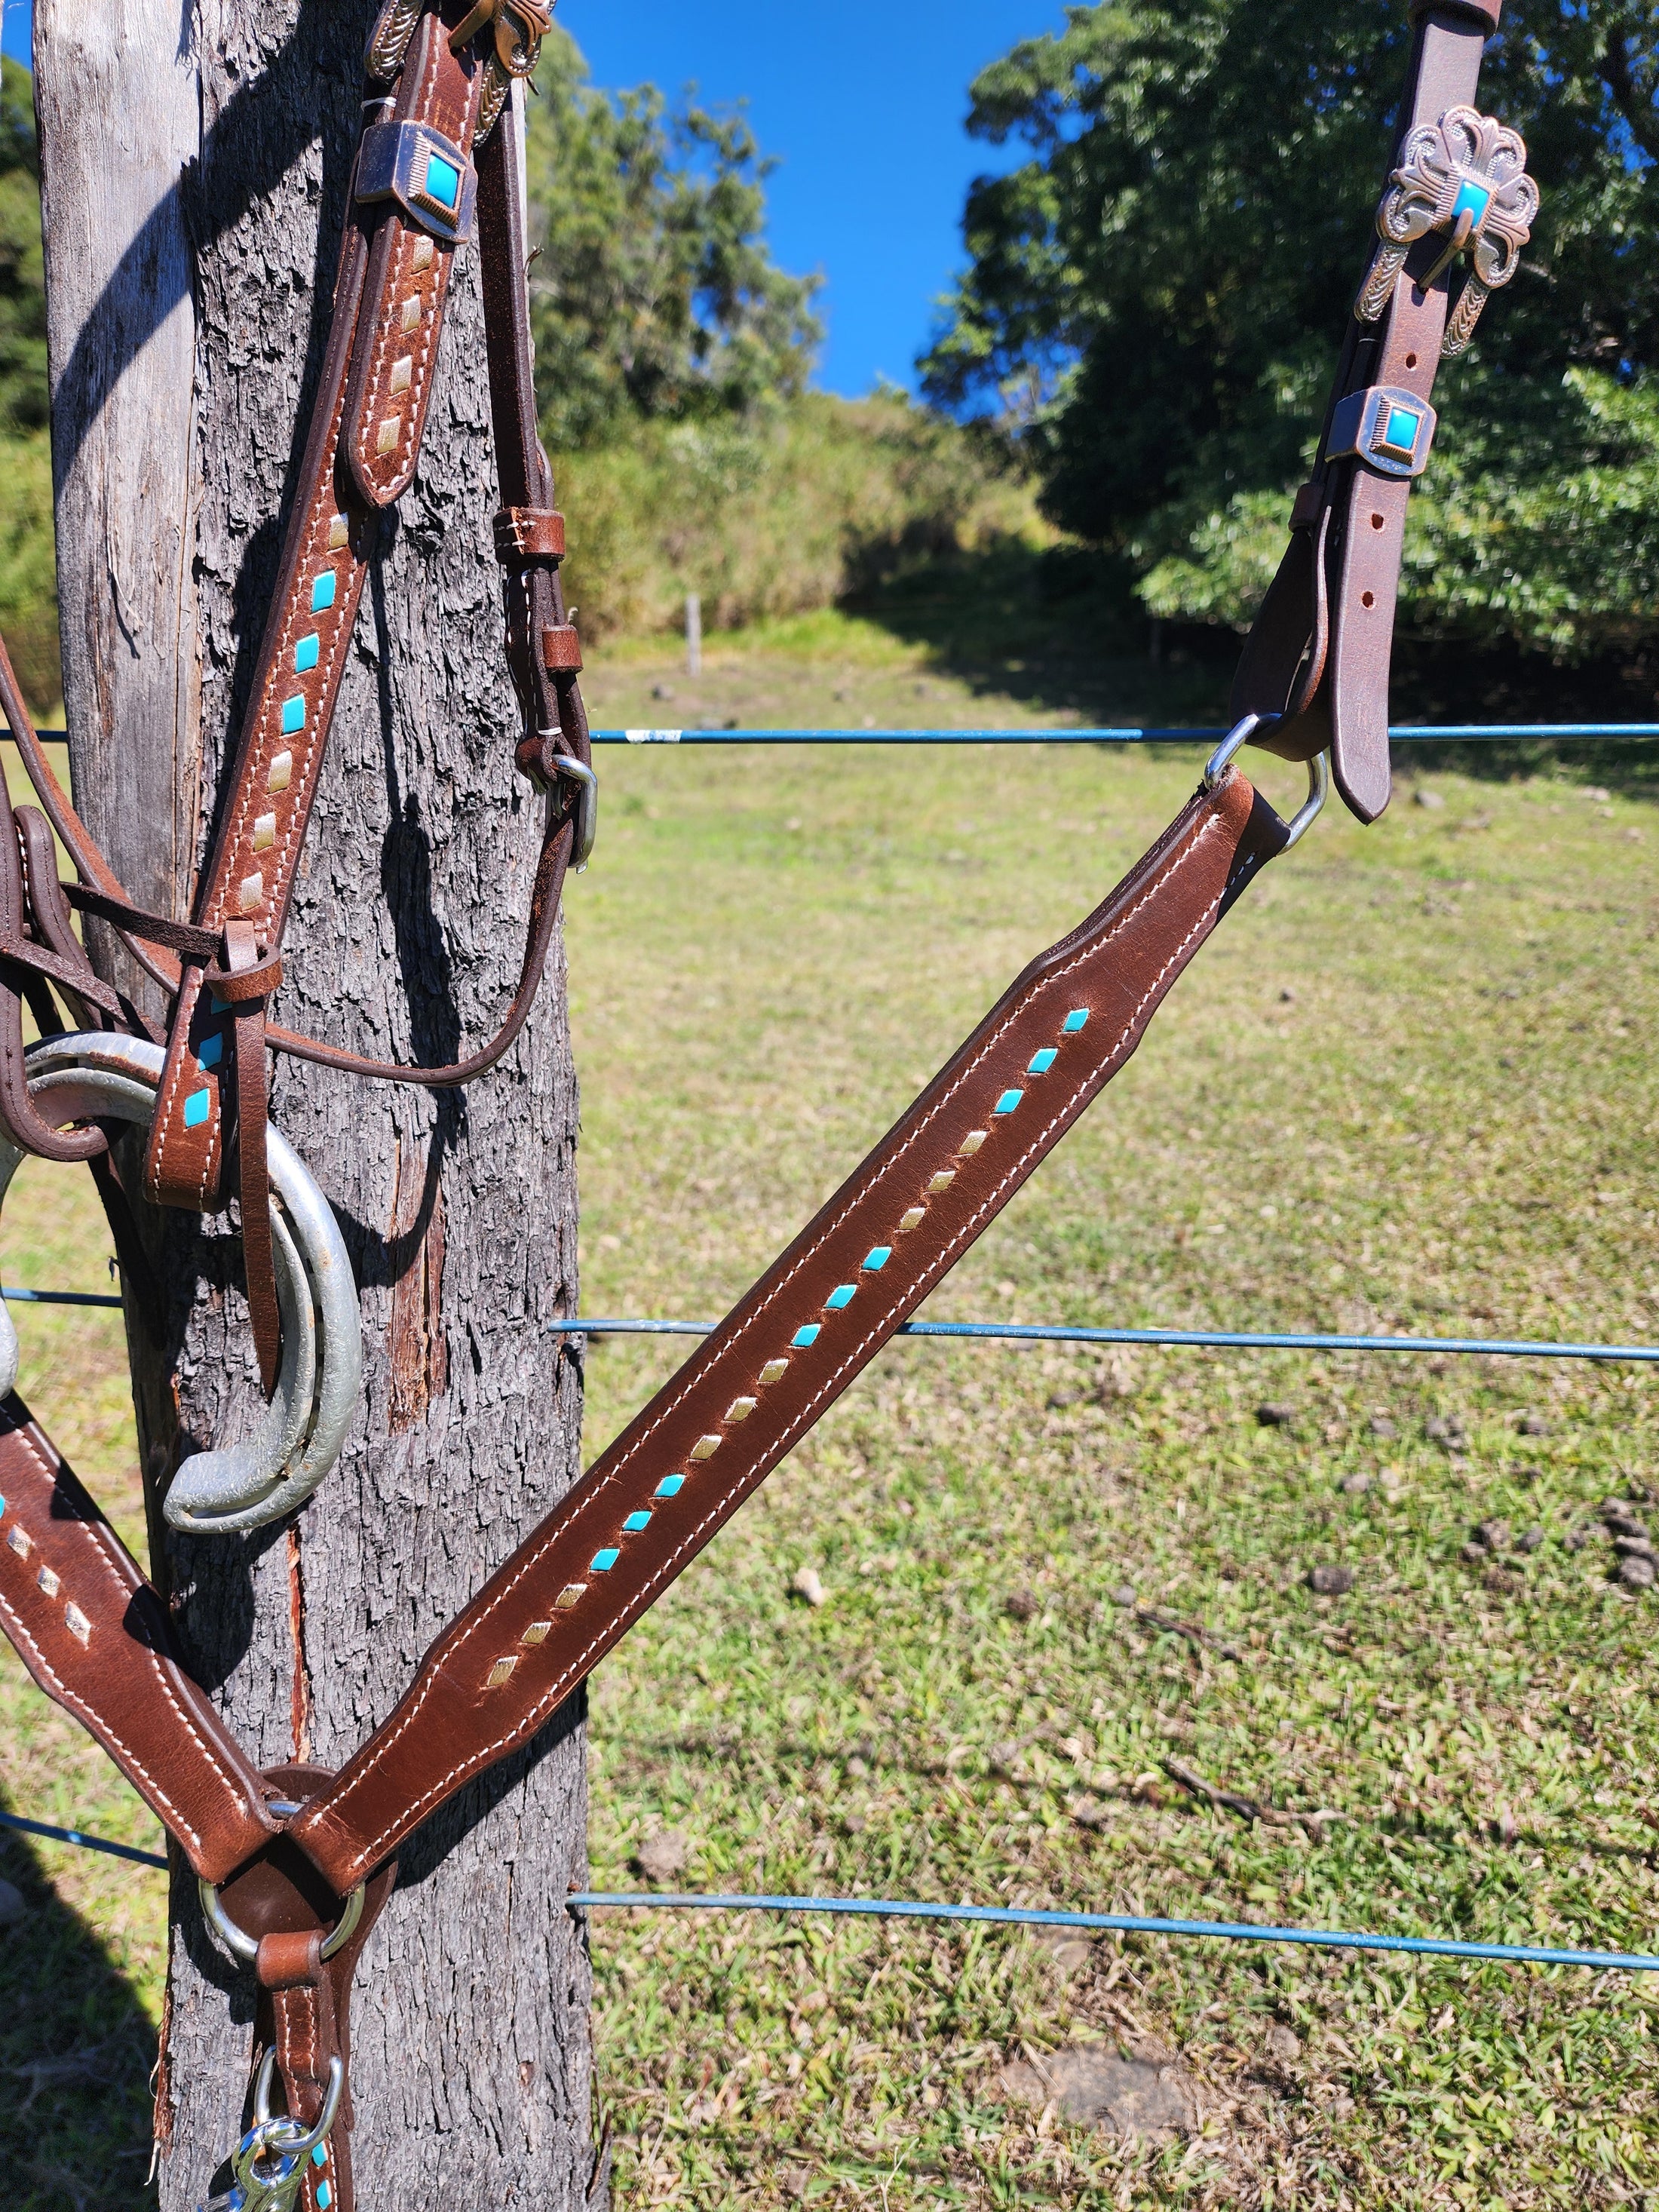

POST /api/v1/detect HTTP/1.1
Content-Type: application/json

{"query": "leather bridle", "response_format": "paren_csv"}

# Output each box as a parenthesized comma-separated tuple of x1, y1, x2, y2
(0, 2, 1527, 2204)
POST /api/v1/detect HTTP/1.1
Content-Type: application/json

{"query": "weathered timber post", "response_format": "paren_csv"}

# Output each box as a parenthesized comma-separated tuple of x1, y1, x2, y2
(35, 5, 596, 2204)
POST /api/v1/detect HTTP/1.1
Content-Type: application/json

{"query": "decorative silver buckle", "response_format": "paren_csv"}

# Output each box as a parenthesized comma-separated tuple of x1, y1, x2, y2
(356, 118, 477, 244)
(1356, 104, 1539, 357)
(1326, 385, 1438, 480)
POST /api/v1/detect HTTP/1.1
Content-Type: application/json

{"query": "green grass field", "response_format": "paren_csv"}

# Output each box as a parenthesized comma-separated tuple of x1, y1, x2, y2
(5, 616, 1659, 2208)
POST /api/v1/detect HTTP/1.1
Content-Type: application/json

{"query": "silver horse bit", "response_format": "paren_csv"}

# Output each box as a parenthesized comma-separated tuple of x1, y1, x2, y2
(0, 1032, 361, 1534)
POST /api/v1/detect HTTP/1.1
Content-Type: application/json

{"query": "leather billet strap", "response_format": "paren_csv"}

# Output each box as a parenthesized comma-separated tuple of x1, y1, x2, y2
(0, 1397, 280, 1882)
(1233, 0, 1502, 823)
(290, 765, 1289, 1889)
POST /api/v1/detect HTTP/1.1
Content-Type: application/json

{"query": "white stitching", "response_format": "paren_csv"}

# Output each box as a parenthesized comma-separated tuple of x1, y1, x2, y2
(317, 798, 1265, 1874)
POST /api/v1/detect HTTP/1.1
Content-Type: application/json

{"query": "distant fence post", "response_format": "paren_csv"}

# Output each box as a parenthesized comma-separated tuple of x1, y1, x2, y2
(685, 592, 702, 676)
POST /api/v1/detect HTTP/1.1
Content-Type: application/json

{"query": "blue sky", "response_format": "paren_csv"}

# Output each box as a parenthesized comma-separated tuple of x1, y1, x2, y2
(4, 0, 1060, 399)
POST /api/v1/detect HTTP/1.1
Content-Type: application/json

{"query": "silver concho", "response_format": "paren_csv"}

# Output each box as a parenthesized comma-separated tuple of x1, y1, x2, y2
(1357, 106, 1539, 357)
(0, 1033, 361, 1538)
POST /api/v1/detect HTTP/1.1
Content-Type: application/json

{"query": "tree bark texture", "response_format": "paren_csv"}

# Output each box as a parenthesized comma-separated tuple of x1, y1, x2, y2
(35, 8, 595, 2207)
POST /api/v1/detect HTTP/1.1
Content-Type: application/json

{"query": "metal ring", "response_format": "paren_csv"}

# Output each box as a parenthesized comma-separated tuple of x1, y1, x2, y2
(250, 2045, 346, 2156)
(17, 1032, 363, 1536)
(198, 1874, 366, 1968)
(547, 747, 598, 873)
(1201, 710, 1327, 850)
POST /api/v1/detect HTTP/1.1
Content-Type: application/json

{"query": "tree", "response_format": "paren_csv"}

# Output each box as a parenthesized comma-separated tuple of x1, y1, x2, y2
(36, 3, 593, 2206)
(524, 28, 822, 449)
(921, 0, 1659, 657)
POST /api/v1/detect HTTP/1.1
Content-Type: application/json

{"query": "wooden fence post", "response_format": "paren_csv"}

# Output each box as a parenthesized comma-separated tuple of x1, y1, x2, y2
(34, 8, 596, 2204)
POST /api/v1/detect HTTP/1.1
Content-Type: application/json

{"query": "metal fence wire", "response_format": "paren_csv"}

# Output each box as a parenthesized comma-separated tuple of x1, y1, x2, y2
(5, 719, 1657, 1977)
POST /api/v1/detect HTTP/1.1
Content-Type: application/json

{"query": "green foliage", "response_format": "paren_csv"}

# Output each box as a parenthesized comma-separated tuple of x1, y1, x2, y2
(921, 0, 1659, 658)
(559, 390, 1040, 642)
(0, 59, 47, 437)
(525, 29, 822, 450)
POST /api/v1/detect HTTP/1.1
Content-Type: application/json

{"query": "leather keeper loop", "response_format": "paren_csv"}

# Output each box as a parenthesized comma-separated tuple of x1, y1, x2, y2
(494, 507, 566, 565)
(1410, 0, 1500, 26)
(541, 623, 584, 673)
(207, 952, 284, 1002)
(1289, 482, 1323, 532)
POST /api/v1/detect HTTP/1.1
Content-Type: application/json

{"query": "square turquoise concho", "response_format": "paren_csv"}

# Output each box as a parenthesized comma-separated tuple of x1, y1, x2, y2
(1378, 403, 1423, 462)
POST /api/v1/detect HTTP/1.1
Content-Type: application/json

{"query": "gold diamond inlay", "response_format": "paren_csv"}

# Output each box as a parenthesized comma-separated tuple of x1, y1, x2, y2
(689, 1434, 722, 1460)
(6, 1525, 29, 1557)
(268, 750, 293, 794)
(758, 1359, 789, 1386)
(725, 1397, 757, 1423)
(376, 414, 403, 457)
(958, 1131, 988, 1158)
(64, 1602, 90, 1645)
(253, 811, 277, 852)
(928, 1170, 956, 1195)
(554, 1584, 587, 1609)
(522, 1621, 552, 1646)
(36, 1564, 60, 1599)
(411, 235, 434, 272)
(389, 354, 413, 396)
(327, 512, 350, 551)
(486, 1656, 519, 1689)
(898, 1207, 926, 1233)
(400, 294, 422, 333)
(238, 872, 264, 914)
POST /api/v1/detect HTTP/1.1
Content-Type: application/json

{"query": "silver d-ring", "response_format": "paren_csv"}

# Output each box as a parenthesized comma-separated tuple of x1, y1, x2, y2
(198, 1875, 366, 1968)
(1201, 710, 1327, 850)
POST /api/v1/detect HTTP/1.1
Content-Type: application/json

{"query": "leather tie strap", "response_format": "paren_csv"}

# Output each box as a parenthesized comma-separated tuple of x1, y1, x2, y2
(221, 919, 282, 1397)
(290, 765, 1289, 1889)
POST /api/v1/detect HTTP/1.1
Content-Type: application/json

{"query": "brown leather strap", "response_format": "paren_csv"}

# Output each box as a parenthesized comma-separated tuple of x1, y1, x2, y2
(1233, 3, 1502, 820)
(213, 1763, 397, 2212)
(0, 1396, 280, 1880)
(0, 811, 106, 1162)
(222, 919, 282, 1397)
(290, 764, 1289, 1888)
(492, 505, 566, 564)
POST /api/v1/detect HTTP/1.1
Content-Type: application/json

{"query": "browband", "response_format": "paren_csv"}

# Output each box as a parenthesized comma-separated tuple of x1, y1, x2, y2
(0, 2, 1529, 2201)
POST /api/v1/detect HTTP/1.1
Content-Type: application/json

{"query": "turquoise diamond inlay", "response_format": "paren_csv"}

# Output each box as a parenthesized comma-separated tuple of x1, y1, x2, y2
(623, 1511, 652, 1533)
(313, 2146, 329, 2168)
(793, 1324, 821, 1348)
(0, 1497, 6, 1517)
(862, 1247, 891, 1272)
(281, 695, 306, 736)
(1381, 404, 1421, 456)
(591, 1548, 620, 1572)
(1028, 1048, 1057, 1075)
(825, 1284, 856, 1310)
(1063, 1008, 1089, 1033)
(295, 632, 320, 673)
(183, 1088, 211, 1129)
(655, 1475, 685, 1499)
(311, 570, 337, 613)
(1451, 178, 1491, 229)
(425, 152, 462, 209)
(316, 2186, 332, 2210)
(197, 1032, 223, 1071)
(994, 1088, 1024, 1115)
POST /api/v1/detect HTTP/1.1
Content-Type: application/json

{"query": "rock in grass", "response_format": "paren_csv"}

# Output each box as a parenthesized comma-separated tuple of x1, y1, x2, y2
(1004, 1588, 1040, 1622)
(1071, 1795, 1110, 1830)
(1413, 787, 1446, 810)
(1474, 1518, 1511, 1555)
(1614, 1536, 1655, 1560)
(1109, 1585, 1137, 1608)
(1308, 1563, 1356, 1596)
(1516, 1526, 1544, 1553)
(1263, 2022, 1301, 2066)
(1256, 1402, 1296, 1428)
(0, 1878, 23, 1928)
(996, 2044, 1198, 2137)
(633, 1830, 688, 1885)
(1369, 1415, 1398, 1441)
(1341, 1472, 1373, 1496)
(1518, 1410, 1551, 1437)
(1618, 1554, 1657, 1591)
(1425, 1413, 1467, 1449)
(790, 1566, 826, 1607)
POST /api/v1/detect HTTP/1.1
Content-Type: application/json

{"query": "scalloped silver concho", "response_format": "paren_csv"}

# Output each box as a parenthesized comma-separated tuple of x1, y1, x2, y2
(1357, 105, 1539, 357)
